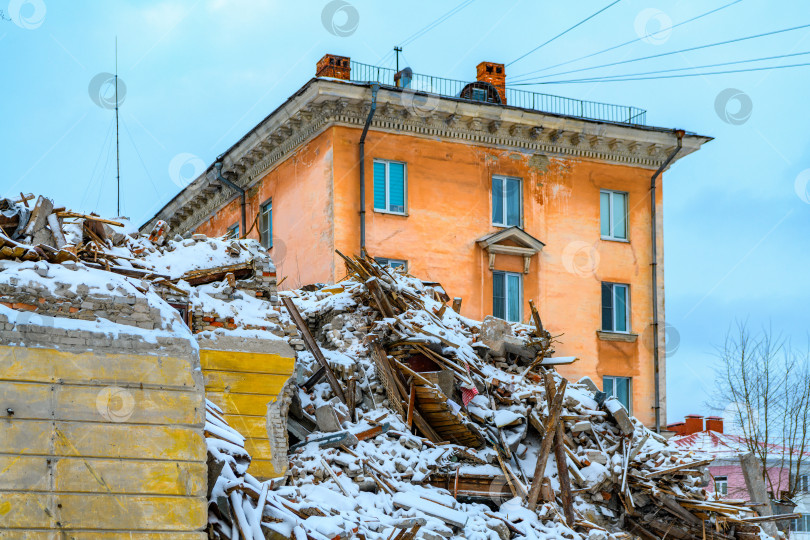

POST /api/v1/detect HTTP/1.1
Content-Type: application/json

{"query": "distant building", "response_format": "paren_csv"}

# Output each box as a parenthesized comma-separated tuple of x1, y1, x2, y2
(670, 415, 810, 537)
(143, 53, 711, 428)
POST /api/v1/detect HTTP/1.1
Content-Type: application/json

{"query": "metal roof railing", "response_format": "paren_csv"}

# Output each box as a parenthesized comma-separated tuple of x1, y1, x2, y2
(349, 61, 647, 126)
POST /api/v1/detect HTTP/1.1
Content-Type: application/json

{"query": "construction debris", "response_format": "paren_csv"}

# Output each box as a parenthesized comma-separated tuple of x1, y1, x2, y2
(204, 252, 777, 540)
(0, 194, 779, 539)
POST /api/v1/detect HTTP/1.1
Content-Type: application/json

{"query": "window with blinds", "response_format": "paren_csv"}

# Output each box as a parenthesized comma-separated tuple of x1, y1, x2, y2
(373, 160, 406, 214)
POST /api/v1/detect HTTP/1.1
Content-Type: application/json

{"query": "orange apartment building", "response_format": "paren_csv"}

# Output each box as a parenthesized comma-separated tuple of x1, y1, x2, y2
(143, 54, 711, 429)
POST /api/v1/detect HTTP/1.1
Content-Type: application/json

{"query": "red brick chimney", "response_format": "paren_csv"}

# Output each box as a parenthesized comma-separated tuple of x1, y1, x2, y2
(667, 422, 685, 436)
(684, 414, 704, 435)
(476, 62, 506, 105)
(316, 54, 351, 80)
(706, 416, 724, 433)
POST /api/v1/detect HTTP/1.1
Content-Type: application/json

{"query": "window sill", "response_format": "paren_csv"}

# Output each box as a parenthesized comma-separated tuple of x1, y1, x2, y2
(597, 331, 638, 343)
(601, 236, 630, 243)
(492, 223, 523, 229)
(374, 209, 409, 217)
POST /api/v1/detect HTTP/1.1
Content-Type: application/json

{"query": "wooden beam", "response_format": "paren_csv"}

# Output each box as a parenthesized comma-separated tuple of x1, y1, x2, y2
(545, 372, 574, 525)
(527, 376, 567, 510)
(282, 296, 346, 405)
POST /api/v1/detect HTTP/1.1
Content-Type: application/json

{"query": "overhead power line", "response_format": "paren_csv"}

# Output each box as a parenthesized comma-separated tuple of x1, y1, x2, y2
(379, 0, 476, 65)
(511, 60, 810, 84)
(508, 49, 810, 85)
(514, 21, 810, 84)
(507, 0, 622, 67)
(509, 0, 743, 82)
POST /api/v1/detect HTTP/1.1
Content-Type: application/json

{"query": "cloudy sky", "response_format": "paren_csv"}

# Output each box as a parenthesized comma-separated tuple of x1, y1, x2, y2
(2, 0, 808, 423)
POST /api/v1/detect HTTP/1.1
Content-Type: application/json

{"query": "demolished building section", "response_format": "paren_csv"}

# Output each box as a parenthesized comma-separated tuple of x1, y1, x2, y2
(0, 194, 787, 539)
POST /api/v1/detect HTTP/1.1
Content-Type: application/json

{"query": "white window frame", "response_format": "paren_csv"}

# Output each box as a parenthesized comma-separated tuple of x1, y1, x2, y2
(376, 257, 407, 271)
(602, 282, 631, 333)
(259, 199, 272, 249)
(493, 270, 523, 323)
(603, 375, 632, 413)
(226, 223, 239, 240)
(492, 175, 523, 228)
(600, 189, 629, 241)
(373, 159, 408, 215)
(714, 476, 728, 496)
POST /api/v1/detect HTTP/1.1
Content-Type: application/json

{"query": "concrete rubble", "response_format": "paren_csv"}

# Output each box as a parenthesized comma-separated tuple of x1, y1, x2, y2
(0, 195, 787, 539)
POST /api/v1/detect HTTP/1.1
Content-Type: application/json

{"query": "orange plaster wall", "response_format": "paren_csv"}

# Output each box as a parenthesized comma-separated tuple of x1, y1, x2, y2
(331, 125, 663, 425)
(193, 129, 337, 288)
(194, 124, 666, 426)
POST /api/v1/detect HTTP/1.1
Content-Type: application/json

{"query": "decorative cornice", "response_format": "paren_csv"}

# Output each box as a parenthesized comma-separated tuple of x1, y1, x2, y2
(144, 79, 711, 235)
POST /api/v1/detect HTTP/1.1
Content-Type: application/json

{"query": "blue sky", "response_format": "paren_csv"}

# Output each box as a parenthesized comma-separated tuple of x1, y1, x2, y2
(1, 0, 808, 423)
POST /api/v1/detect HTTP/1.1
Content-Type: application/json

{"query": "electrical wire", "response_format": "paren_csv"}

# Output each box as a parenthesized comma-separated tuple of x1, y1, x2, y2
(509, 49, 810, 85)
(507, 0, 622, 67)
(80, 117, 115, 210)
(513, 60, 810, 84)
(509, 0, 743, 82)
(514, 21, 810, 84)
(121, 119, 162, 198)
(378, 0, 476, 66)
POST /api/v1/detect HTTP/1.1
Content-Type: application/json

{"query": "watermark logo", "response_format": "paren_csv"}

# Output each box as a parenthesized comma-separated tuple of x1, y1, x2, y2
(168, 152, 205, 188)
(642, 322, 680, 357)
(321, 0, 358, 37)
(96, 386, 135, 422)
(561, 241, 600, 278)
(794, 169, 810, 204)
(714, 88, 752, 125)
(634, 8, 672, 45)
(486, 476, 512, 506)
(400, 88, 440, 119)
(14, 311, 55, 337)
(8, 0, 46, 29)
(88, 72, 126, 109)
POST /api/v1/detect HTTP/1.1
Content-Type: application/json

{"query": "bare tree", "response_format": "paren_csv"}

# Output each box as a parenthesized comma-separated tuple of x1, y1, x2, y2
(713, 322, 810, 499)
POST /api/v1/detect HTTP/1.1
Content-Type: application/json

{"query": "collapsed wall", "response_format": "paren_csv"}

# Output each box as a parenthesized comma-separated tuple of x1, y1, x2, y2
(0, 277, 207, 538)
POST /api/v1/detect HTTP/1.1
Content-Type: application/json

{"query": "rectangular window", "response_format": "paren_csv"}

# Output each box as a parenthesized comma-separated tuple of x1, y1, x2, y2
(492, 176, 521, 227)
(601, 282, 630, 333)
(603, 376, 631, 412)
(714, 476, 728, 496)
(795, 515, 810, 532)
(493, 270, 522, 323)
(376, 257, 407, 271)
(471, 87, 488, 102)
(226, 223, 239, 239)
(373, 160, 406, 214)
(600, 190, 628, 240)
(800, 474, 809, 493)
(260, 200, 272, 249)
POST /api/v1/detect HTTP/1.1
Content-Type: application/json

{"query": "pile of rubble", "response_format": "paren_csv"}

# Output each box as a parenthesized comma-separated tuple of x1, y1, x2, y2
(208, 252, 778, 540)
(0, 194, 781, 539)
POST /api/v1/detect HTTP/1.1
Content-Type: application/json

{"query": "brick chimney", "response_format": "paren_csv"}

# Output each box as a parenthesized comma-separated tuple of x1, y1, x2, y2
(316, 54, 351, 80)
(684, 414, 704, 435)
(476, 61, 506, 105)
(706, 416, 724, 433)
(667, 422, 685, 436)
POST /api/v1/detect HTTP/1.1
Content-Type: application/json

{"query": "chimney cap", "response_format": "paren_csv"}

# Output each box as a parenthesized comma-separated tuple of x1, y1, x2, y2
(706, 416, 723, 420)
(685, 414, 704, 418)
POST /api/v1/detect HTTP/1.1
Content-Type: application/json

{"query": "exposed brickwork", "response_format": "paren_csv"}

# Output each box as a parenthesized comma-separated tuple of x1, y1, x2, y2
(316, 53, 351, 80)
(476, 61, 506, 104)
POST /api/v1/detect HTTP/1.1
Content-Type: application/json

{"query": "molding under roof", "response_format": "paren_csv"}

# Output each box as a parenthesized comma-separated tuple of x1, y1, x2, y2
(141, 78, 712, 236)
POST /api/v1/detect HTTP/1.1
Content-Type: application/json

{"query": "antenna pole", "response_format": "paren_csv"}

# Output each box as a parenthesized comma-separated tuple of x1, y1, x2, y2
(115, 37, 120, 216)
(394, 46, 402, 71)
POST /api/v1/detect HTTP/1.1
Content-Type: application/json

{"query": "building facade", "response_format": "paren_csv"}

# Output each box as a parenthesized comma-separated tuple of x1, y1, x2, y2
(143, 54, 710, 428)
(670, 415, 810, 538)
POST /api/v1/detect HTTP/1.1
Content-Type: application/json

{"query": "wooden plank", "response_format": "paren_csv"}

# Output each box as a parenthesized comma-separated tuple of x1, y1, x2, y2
(199, 349, 295, 375)
(368, 340, 405, 418)
(0, 421, 204, 461)
(527, 377, 567, 510)
(0, 381, 202, 425)
(545, 373, 574, 525)
(179, 260, 253, 286)
(204, 391, 276, 417)
(0, 346, 197, 388)
(0, 533, 205, 540)
(202, 370, 292, 395)
(406, 381, 416, 430)
(282, 296, 346, 404)
(451, 297, 462, 313)
(222, 414, 267, 439)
